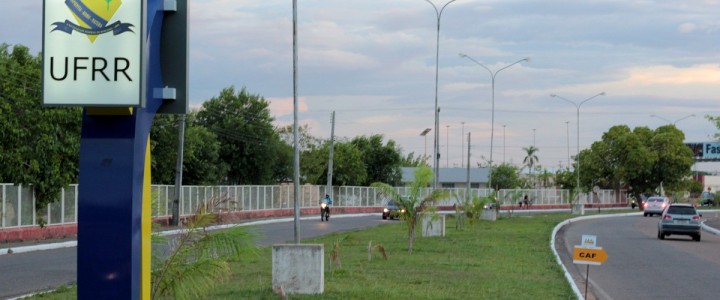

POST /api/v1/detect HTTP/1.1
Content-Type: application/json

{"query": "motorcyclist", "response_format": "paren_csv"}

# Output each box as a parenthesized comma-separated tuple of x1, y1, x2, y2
(320, 194, 333, 218)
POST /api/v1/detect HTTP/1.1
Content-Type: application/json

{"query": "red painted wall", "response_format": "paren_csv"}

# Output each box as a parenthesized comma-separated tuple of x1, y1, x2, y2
(0, 204, 628, 243)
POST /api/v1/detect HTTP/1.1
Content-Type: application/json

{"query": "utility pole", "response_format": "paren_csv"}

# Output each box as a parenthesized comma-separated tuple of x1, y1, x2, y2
(292, 0, 300, 243)
(461, 121, 465, 168)
(171, 114, 186, 226)
(466, 132, 471, 201)
(446, 125, 450, 167)
(326, 111, 335, 198)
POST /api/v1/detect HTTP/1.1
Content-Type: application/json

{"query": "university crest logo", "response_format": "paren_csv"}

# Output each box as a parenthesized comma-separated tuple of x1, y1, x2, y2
(51, 0, 134, 43)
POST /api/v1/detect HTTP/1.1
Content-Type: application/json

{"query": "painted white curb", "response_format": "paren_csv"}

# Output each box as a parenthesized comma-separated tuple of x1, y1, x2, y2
(550, 212, 642, 300)
(550, 210, 720, 300)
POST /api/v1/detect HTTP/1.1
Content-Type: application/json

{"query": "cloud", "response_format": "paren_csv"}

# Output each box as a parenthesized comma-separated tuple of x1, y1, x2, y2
(268, 97, 309, 116)
(678, 22, 698, 33)
(544, 64, 720, 101)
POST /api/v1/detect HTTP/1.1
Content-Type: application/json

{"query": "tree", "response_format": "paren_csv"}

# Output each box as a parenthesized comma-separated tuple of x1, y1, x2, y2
(371, 165, 447, 254)
(706, 115, 720, 140)
(150, 114, 181, 184)
(0, 44, 82, 208)
(522, 146, 539, 188)
(401, 152, 427, 167)
(151, 194, 257, 299)
(537, 168, 554, 188)
(650, 125, 695, 192)
(277, 124, 322, 152)
(581, 125, 693, 201)
(489, 163, 522, 190)
(300, 141, 367, 186)
(195, 86, 284, 184)
(150, 113, 227, 185)
(351, 135, 403, 186)
(554, 168, 576, 191)
(182, 113, 228, 185)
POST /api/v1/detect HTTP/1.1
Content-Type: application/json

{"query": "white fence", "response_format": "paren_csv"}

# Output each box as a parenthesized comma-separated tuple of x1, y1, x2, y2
(1, 183, 629, 229)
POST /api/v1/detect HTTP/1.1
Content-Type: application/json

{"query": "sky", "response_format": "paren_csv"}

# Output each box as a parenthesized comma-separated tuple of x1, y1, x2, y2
(3, 0, 720, 172)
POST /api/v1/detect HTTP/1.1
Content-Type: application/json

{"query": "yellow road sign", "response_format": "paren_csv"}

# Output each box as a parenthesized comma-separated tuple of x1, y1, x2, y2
(573, 246, 608, 265)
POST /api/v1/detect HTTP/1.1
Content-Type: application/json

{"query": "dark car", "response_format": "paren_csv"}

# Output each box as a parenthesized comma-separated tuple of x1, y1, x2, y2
(701, 191, 715, 206)
(382, 200, 405, 220)
(657, 203, 702, 241)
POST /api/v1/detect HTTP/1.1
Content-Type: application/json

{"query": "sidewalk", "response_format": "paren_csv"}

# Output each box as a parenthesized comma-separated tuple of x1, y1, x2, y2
(2, 210, 720, 255)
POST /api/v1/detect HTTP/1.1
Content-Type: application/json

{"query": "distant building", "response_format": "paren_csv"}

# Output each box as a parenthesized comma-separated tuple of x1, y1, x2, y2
(400, 167, 489, 188)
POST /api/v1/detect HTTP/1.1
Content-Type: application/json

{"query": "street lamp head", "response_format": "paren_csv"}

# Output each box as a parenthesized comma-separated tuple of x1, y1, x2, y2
(420, 128, 432, 136)
(599, 92, 606, 96)
(458, 53, 467, 58)
(550, 93, 558, 97)
(523, 57, 531, 63)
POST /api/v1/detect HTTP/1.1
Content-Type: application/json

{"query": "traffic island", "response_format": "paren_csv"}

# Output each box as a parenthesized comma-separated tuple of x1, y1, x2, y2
(272, 244, 324, 295)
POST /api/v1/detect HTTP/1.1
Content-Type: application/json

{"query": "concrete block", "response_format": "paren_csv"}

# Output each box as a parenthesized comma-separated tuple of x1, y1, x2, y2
(572, 203, 585, 215)
(481, 209, 497, 221)
(422, 214, 445, 237)
(272, 244, 324, 294)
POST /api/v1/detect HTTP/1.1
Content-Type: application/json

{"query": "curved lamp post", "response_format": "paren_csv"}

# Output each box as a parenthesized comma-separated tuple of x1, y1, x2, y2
(425, 0, 456, 188)
(420, 128, 432, 164)
(550, 92, 605, 195)
(459, 53, 529, 190)
(650, 114, 696, 125)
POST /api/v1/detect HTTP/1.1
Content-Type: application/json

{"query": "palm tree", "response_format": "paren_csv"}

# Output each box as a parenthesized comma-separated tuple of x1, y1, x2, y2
(371, 165, 447, 254)
(538, 168, 554, 188)
(523, 146, 539, 188)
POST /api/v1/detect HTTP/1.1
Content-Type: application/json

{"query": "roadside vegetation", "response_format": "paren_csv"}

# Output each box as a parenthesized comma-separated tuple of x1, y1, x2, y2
(28, 213, 582, 299)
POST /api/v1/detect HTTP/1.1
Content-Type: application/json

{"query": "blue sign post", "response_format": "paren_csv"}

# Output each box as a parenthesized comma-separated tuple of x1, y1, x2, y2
(75, 1, 165, 298)
(43, 0, 187, 297)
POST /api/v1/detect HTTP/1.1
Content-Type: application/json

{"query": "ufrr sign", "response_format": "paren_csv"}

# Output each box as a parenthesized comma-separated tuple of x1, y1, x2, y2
(43, 0, 143, 106)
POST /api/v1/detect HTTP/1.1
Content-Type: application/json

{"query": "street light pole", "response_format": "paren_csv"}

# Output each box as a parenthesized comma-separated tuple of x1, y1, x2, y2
(446, 125, 451, 167)
(425, 0, 456, 188)
(650, 114, 696, 125)
(550, 92, 605, 195)
(565, 121, 570, 170)
(420, 128, 432, 164)
(461, 121, 465, 168)
(292, 0, 300, 243)
(532, 128, 536, 147)
(502, 124, 506, 164)
(459, 53, 529, 190)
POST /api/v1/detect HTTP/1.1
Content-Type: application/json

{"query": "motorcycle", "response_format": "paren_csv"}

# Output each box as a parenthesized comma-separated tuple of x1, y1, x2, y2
(320, 202, 330, 222)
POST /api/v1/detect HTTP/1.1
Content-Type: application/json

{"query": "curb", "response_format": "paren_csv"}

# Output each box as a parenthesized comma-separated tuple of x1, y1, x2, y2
(551, 212, 643, 300)
(0, 213, 375, 256)
(550, 210, 720, 300)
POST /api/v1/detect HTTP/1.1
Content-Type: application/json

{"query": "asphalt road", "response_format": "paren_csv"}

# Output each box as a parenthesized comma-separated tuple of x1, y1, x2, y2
(4, 212, 718, 299)
(0, 214, 389, 299)
(557, 215, 720, 300)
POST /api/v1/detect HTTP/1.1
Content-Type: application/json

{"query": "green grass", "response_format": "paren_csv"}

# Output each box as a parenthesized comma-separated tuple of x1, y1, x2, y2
(201, 213, 577, 299)
(27, 213, 581, 300)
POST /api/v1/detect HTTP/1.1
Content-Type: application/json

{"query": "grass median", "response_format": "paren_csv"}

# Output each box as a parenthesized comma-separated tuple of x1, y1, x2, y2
(221, 213, 576, 299)
(32, 212, 583, 299)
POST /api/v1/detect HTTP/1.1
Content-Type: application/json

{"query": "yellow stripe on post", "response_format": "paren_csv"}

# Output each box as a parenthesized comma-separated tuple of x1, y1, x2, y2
(142, 136, 152, 299)
(86, 107, 135, 116)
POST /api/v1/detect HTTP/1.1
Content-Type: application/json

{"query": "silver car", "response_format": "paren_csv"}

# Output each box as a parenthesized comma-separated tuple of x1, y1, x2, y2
(643, 196, 669, 217)
(657, 203, 702, 241)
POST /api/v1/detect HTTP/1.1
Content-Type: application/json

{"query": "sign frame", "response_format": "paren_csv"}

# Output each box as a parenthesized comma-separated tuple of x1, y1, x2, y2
(572, 245, 608, 266)
(42, 0, 145, 107)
